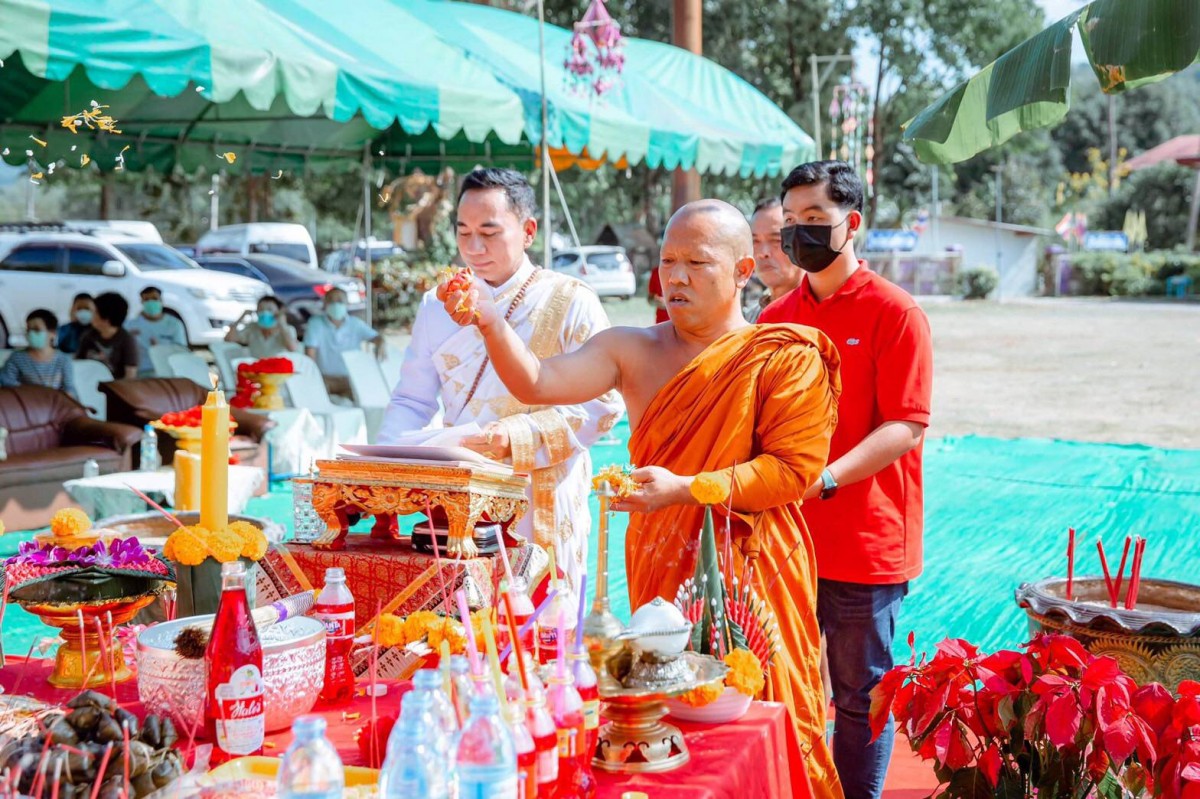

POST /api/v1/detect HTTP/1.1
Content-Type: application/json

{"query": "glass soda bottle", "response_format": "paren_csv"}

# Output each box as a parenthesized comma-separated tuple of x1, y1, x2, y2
(534, 586, 577, 666)
(505, 691, 537, 799)
(457, 691, 518, 799)
(205, 561, 265, 765)
(499, 578, 537, 657)
(379, 714, 444, 799)
(313, 567, 355, 706)
(277, 716, 345, 799)
(525, 681, 558, 796)
(546, 670, 589, 798)
(570, 651, 600, 768)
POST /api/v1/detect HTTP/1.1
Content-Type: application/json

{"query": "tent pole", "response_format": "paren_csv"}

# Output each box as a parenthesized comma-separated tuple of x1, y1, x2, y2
(548, 160, 580, 248)
(1186, 169, 1200, 252)
(363, 144, 374, 329)
(538, 0, 552, 268)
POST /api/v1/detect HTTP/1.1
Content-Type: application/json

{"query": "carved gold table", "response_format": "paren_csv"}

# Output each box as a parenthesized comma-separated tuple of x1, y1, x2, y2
(304, 458, 530, 557)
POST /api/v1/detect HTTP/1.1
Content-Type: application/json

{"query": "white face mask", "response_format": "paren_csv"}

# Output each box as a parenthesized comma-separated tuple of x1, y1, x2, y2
(326, 303, 348, 322)
(75, 309, 93, 326)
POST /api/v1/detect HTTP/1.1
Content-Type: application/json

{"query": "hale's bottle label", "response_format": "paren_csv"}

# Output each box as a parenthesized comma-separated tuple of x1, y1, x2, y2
(214, 664, 265, 755)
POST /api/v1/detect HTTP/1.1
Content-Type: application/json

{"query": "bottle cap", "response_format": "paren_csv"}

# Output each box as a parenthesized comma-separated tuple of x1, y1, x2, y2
(220, 561, 247, 577)
(324, 567, 345, 581)
(292, 715, 326, 738)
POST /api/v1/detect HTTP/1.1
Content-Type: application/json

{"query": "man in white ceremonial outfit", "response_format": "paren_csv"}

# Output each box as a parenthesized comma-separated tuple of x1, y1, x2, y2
(379, 168, 624, 587)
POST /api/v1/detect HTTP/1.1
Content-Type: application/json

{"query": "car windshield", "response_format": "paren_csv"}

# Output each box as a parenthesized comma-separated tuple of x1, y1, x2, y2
(586, 252, 627, 269)
(252, 243, 310, 263)
(115, 244, 198, 270)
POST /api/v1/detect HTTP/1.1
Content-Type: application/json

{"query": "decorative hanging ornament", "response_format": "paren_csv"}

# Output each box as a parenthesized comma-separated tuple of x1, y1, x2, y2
(564, 0, 625, 97)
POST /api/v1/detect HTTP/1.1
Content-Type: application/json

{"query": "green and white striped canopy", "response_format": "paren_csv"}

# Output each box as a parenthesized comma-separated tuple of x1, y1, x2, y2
(0, 0, 813, 177)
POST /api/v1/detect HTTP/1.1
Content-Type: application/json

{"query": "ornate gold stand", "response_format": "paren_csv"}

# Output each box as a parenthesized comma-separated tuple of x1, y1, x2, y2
(582, 487, 625, 672)
(593, 650, 727, 774)
(308, 459, 529, 557)
(23, 596, 156, 689)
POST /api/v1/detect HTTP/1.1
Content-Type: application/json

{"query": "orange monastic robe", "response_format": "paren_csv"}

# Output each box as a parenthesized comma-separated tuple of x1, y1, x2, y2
(627, 324, 843, 799)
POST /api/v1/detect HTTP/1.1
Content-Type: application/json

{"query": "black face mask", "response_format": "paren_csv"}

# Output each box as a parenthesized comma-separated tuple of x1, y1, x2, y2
(780, 217, 850, 274)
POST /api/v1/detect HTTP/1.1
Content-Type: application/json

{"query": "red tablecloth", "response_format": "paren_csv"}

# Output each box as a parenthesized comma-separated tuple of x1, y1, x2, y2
(1, 657, 812, 799)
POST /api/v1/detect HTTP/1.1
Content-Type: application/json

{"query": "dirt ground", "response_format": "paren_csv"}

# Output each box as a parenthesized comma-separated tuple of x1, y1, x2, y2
(388, 295, 1200, 450)
(920, 298, 1200, 449)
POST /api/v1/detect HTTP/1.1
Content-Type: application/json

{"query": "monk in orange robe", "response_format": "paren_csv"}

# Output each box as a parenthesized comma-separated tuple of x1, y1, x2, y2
(439, 199, 843, 798)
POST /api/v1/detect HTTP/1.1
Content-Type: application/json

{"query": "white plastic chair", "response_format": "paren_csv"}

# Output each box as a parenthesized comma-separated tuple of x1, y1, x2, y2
(70, 360, 114, 419)
(208, 341, 249, 390)
(379, 345, 402, 391)
(283, 367, 367, 454)
(0, 349, 13, 368)
(341, 350, 391, 443)
(167, 352, 215, 388)
(281, 351, 321, 378)
(148, 344, 188, 378)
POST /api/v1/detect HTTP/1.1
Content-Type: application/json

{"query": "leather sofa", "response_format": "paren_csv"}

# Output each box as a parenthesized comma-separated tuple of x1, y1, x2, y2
(0, 386, 142, 531)
(99, 378, 276, 471)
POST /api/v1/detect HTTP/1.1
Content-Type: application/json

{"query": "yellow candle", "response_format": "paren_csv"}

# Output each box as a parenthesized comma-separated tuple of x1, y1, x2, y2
(199, 376, 229, 532)
(173, 451, 201, 511)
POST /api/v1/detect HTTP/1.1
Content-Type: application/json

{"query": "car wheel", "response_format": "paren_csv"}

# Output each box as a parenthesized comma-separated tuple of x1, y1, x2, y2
(165, 309, 191, 347)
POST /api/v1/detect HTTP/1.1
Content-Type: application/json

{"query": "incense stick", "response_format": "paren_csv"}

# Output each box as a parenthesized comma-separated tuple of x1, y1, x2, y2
(455, 589, 482, 675)
(369, 599, 381, 772)
(501, 592, 530, 693)
(1114, 535, 1132, 603)
(423, 499, 454, 614)
(573, 573, 588, 656)
(1066, 527, 1076, 601)
(122, 483, 184, 529)
(498, 588, 557, 664)
(1096, 539, 1116, 607)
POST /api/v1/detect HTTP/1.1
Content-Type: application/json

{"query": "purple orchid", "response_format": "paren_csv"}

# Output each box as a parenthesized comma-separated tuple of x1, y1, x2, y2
(7, 537, 154, 569)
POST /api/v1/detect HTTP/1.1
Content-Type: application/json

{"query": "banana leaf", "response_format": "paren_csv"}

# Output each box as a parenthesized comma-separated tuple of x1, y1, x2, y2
(903, 0, 1200, 164)
(689, 506, 747, 655)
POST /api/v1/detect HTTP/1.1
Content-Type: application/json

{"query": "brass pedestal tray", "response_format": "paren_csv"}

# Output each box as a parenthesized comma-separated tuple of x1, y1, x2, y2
(593, 648, 728, 773)
(305, 458, 529, 557)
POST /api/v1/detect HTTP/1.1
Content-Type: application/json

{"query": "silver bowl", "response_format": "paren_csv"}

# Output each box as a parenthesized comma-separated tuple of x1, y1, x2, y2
(136, 615, 325, 732)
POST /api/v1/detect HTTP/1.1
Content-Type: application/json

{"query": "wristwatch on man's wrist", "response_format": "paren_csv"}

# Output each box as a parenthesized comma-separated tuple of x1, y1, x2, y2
(819, 468, 839, 500)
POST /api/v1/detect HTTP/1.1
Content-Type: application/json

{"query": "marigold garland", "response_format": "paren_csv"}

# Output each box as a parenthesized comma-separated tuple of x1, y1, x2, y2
(690, 471, 731, 505)
(592, 465, 639, 497)
(166, 526, 209, 567)
(724, 648, 765, 698)
(677, 680, 723, 707)
(50, 508, 92, 538)
(162, 521, 269, 566)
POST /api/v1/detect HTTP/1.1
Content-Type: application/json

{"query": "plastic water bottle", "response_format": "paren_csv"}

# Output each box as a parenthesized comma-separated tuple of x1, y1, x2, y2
(450, 655, 475, 724)
(139, 424, 159, 471)
(380, 714, 445, 799)
(457, 691, 518, 799)
(277, 716, 344, 799)
(413, 668, 459, 742)
(82, 458, 100, 479)
(399, 686, 456, 797)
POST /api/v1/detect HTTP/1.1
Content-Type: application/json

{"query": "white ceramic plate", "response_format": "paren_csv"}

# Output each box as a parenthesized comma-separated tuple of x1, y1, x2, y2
(339, 443, 497, 465)
(665, 686, 752, 724)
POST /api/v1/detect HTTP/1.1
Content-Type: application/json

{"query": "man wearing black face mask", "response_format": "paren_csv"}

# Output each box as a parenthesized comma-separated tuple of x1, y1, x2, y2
(759, 160, 933, 799)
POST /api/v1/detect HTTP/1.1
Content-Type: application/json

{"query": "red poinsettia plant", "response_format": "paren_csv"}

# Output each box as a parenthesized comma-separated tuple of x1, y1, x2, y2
(871, 633, 1200, 798)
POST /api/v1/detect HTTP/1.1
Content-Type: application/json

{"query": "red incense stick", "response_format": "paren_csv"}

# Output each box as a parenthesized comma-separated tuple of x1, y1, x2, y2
(1114, 535, 1132, 604)
(1066, 527, 1076, 600)
(1096, 539, 1116, 607)
(1127, 537, 1147, 610)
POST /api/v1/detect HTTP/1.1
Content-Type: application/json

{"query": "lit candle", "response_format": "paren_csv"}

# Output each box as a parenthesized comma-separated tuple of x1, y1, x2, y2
(199, 376, 229, 532)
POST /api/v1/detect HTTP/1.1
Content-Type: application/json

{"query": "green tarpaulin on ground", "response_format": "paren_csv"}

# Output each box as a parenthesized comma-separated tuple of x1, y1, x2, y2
(0, 0, 812, 177)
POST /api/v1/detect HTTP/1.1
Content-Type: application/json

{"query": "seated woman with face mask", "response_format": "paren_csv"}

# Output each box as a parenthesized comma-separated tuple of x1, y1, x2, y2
(1, 309, 78, 399)
(225, 295, 300, 358)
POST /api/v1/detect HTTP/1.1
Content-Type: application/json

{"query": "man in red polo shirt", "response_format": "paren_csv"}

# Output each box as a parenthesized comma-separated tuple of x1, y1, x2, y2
(759, 160, 933, 799)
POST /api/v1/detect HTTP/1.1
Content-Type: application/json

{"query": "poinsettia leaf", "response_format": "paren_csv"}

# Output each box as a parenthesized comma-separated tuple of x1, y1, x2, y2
(979, 743, 1003, 787)
(947, 720, 974, 770)
(1179, 680, 1200, 699)
(1097, 771, 1125, 799)
(1181, 761, 1200, 780)
(945, 766, 999, 799)
(937, 638, 981, 661)
(1103, 719, 1138, 763)
(914, 681, 954, 738)
(870, 668, 907, 741)
(997, 695, 1017, 732)
(1083, 656, 1123, 691)
(1046, 693, 1083, 748)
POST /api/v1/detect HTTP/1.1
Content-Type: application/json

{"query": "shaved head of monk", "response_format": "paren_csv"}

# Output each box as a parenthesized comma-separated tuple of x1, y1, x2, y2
(658, 200, 756, 332)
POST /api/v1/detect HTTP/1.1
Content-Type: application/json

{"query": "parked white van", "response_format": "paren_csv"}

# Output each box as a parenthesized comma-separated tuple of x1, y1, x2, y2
(0, 229, 267, 347)
(64, 220, 164, 243)
(196, 223, 318, 269)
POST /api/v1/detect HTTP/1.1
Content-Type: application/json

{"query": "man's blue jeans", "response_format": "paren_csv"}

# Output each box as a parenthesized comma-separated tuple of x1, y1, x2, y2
(817, 578, 909, 799)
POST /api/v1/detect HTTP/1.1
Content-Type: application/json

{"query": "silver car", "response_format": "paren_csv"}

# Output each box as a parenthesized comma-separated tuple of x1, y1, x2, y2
(550, 245, 637, 300)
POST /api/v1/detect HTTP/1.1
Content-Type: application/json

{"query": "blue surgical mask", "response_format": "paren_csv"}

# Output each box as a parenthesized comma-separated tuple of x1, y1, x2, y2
(143, 300, 163, 317)
(26, 330, 48, 350)
(75, 309, 93, 326)
(256, 311, 276, 329)
(326, 303, 348, 322)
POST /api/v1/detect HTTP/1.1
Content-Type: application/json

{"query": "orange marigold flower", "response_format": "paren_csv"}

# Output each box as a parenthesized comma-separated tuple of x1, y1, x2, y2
(724, 647, 765, 698)
(50, 508, 92, 538)
(678, 681, 723, 707)
(690, 471, 730, 506)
